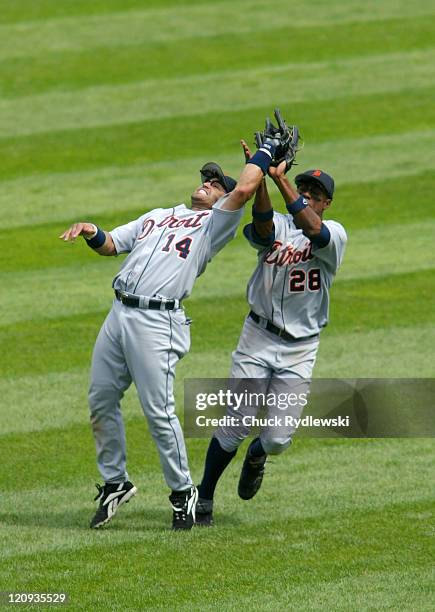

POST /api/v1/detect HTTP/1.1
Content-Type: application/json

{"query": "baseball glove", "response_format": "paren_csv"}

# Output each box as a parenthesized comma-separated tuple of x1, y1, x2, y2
(255, 108, 301, 172)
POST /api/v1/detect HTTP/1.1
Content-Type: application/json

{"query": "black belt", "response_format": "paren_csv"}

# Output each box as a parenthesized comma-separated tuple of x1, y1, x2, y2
(249, 311, 318, 342)
(115, 290, 177, 310)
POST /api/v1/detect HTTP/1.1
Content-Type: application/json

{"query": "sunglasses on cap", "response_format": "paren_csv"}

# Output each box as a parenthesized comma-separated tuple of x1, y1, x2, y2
(200, 162, 237, 194)
(201, 172, 225, 190)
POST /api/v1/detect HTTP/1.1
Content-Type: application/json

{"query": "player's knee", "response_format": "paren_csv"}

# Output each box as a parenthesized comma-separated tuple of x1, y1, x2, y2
(88, 384, 118, 415)
(214, 430, 243, 453)
(261, 437, 292, 455)
(147, 414, 179, 441)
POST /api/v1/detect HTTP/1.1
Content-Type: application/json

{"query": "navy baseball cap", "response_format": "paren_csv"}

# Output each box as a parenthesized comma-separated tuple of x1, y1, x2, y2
(200, 162, 237, 193)
(295, 169, 335, 199)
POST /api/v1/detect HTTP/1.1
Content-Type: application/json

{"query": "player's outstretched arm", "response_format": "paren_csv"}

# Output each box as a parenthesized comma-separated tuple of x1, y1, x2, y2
(270, 163, 323, 237)
(251, 180, 274, 239)
(220, 163, 264, 211)
(59, 222, 117, 256)
(220, 138, 277, 211)
(241, 139, 273, 239)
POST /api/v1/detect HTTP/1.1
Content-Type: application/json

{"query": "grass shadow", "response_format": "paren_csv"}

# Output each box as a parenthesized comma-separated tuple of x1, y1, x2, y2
(0, 506, 165, 532)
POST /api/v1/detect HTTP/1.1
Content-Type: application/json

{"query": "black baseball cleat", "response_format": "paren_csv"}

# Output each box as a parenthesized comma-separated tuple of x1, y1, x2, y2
(238, 442, 267, 500)
(90, 481, 137, 529)
(195, 497, 214, 527)
(169, 485, 198, 531)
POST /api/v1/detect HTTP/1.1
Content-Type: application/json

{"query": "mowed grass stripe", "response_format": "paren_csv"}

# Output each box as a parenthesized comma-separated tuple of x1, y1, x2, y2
(178, 568, 435, 612)
(1, 494, 433, 563)
(315, 324, 435, 378)
(250, 569, 434, 612)
(1, 514, 432, 609)
(2, 16, 434, 98)
(1, 270, 434, 378)
(187, 220, 435, 293)
(1, 434, 433, 506)
(326, 271, 435, 333)
(1, 50, 435, 138)
(0, 436, 433, 549)
(2, 170, 434, 271)
(1, 323, 435, 435)
(187, 274, 435, 343)
(0, 367, 139, 435)
(2, 131, 435, 229)
(327, 222, 435, 282)
(1, 538, 433, 609)
(0, 0, 199, 25)
(2, 204, 433, 303)
(1, 87, 434, 182)
(1, 2, 432, 607)
(1, 220, 435, 328)
(1, 0, 432, 59)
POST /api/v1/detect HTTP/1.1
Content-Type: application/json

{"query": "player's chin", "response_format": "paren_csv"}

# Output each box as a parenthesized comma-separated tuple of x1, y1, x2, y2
(191, 192, 213, 209)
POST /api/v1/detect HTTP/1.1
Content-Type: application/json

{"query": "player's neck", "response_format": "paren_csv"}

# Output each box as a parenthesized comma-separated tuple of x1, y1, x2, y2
(191, 203, 212, 212)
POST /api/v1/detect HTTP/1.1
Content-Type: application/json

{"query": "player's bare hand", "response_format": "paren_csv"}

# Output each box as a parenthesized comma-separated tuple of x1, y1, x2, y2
(268, 159, 287, 179)
(59, 222, 96, 242)
(241, 139, 252, 162)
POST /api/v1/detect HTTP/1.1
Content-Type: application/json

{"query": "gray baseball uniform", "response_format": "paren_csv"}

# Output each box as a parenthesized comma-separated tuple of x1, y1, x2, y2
(89, 196, 243, 491)
(216, 212, 347, 454)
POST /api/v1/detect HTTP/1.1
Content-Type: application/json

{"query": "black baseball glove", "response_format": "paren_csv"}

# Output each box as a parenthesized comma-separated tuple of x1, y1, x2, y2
(255, 108, 301, 172)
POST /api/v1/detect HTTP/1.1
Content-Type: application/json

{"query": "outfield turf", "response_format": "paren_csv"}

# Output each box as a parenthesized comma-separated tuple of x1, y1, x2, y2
(0, 0, 434, 610)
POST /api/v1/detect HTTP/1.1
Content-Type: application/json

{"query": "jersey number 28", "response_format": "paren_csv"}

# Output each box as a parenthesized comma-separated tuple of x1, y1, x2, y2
(289, 268, 321, 292)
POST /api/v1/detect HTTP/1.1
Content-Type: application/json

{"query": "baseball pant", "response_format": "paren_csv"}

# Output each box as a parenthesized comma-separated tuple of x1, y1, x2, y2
(88, 298, 192, 491)
(215, 316, 319, 454)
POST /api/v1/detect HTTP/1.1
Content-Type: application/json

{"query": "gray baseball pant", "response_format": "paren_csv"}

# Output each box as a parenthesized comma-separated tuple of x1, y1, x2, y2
(88, 298, 192, 491)
(215, 316, 319, 454)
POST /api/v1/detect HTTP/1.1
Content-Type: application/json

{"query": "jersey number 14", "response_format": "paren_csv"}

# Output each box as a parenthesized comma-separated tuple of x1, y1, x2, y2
(161, 234, 192, 259)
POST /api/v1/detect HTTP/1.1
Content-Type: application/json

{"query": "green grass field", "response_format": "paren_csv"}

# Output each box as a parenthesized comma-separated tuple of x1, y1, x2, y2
(1, 0, 434, 609)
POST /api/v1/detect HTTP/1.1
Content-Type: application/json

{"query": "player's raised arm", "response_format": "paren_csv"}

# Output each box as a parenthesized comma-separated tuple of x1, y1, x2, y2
(243, 109, 328, 240)
(270, 164, 332, 246)
(219, 136, 279, 211)
(240, 139, 274, 241)
(59, 222, 116, 256)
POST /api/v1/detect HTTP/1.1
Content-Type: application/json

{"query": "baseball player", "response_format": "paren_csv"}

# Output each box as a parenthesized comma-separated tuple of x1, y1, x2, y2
(196, 141, 347, 526)
(60, 133, 285, 531)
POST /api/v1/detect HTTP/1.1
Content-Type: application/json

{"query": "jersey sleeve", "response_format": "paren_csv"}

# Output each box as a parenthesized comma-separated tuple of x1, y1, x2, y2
(109, 213, 151, 254)
(312, 220, 347, 271)
(243, 211, 287, 251)
(242, 223, 275, 251)
(206, 194, 244, 258)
